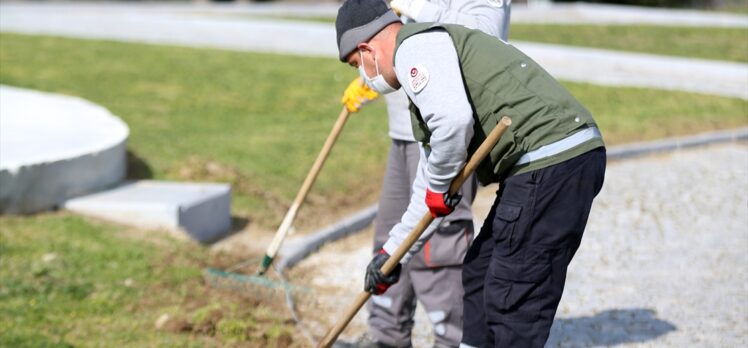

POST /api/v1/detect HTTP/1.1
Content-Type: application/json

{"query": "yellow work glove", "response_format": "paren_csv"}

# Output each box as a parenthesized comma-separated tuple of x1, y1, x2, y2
(341, 77, 379, 113)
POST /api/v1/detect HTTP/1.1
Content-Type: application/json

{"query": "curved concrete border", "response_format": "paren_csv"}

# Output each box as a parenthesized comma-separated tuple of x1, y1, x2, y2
(278, 204, 377, 271)
(0, 86, 129, 213)
(278, 127, 748, 270)
(608, 127, 748, 160)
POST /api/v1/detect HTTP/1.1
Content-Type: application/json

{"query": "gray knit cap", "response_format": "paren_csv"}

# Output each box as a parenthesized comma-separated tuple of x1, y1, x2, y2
(335, 0, 400, 62)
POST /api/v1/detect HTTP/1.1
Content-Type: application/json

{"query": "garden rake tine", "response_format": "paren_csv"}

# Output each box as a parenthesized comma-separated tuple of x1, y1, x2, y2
(317, 117, 513, 347)
(258, 107, 352, 276)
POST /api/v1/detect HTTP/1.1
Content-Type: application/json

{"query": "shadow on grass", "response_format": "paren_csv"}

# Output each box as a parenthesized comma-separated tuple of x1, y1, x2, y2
(230, 216, 249, 234)
(547, 308, 676, 347)
(126, 149, 153, 180)
(200, 215, 250, 245)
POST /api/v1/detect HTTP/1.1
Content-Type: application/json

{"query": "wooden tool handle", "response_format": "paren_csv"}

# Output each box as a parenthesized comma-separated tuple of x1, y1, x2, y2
(317, 116, 512, 347)
(260, 107, 351, 275)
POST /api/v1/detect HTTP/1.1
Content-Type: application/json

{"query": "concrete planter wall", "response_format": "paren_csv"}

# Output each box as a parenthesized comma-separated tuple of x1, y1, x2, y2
(0, 85, 129, 214)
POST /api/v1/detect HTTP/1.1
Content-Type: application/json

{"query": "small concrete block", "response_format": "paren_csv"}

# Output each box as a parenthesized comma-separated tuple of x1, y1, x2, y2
(64, 180, 231, 243)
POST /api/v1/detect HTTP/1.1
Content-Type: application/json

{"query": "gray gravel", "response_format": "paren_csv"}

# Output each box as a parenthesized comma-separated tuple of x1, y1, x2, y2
(549, 143, 748, 347)
(297, 144, 748, 347)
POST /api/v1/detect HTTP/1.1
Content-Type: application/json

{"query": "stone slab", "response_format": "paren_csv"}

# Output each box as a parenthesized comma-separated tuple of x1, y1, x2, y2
(64, 180, 231, 243)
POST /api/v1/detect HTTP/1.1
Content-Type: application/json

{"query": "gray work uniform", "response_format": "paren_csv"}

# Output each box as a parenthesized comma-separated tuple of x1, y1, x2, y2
(367, 1, 511, 347)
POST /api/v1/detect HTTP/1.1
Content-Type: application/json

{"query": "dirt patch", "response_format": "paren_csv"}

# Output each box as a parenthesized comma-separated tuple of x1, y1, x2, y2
(111, 157, 387, 346)
(171, 156, 289, 217)
(115, 227, 307, 347)
(169, 156, 382, 233)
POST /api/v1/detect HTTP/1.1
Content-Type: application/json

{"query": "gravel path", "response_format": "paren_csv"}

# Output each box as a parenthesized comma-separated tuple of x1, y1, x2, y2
(549, 143, 748, 347)
(292, 143, 748, 347)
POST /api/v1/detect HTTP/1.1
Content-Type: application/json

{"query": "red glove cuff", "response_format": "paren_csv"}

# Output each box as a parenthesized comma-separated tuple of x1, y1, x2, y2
(373, 249, 393, 295)
(425, 188, 452, 218)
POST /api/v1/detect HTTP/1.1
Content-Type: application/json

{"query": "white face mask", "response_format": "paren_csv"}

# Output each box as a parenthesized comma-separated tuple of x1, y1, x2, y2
(358, 50, 398, 94)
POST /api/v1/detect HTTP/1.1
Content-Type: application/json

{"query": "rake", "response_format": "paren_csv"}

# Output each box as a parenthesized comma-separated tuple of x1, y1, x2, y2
(317, 116, 512, 347)
(204, 107, 351, 296)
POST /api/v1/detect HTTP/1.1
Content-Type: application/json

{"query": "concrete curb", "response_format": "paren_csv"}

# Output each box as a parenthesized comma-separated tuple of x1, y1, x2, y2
(277, 204, 378, 271)
(277, 127, 748, 271)
(608, 127, 748, 160)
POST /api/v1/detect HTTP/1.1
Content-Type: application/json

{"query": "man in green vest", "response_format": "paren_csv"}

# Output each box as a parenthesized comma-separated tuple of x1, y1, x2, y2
(335, 0, 606, 346)
(337, 1, 511, 347)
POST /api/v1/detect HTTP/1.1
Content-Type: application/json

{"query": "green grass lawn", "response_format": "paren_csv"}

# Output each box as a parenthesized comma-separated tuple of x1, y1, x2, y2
(0, 32, 746, 346)
(510, 24, 748, 63)
(0, 33, 391, 227)
(1, 33, 745, 224)
(0, 213, 297, 347)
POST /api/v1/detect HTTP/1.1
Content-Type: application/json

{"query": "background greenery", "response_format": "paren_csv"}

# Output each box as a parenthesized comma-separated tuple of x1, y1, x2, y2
(1, 33, 745, 224)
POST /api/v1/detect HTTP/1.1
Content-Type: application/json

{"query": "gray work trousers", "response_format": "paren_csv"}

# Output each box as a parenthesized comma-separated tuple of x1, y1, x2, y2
(368, 139, 476, 348)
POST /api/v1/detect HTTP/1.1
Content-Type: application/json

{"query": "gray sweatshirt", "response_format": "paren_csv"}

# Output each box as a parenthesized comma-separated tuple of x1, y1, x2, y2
(385, 0, 511, 142)
(382, 29, 481, 261)
(381, 1, 512, 262)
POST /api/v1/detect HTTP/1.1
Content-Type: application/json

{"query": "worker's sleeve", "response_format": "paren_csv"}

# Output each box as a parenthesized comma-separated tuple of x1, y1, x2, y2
(381, 30, 474, 263)
(382, 147, 443, 263)
(416, 0, 511, 41)
(396, 30, 474, 194)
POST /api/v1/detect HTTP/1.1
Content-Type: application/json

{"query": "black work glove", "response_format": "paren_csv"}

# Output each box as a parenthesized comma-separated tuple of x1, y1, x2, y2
(364, 249, 402, 295)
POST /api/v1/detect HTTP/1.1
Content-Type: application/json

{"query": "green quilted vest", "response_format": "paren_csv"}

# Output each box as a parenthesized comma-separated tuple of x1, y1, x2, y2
(395, 23, 604, 184)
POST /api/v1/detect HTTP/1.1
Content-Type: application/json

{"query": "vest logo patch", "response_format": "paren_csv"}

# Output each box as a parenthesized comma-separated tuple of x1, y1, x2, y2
(408, 65, 429, 93)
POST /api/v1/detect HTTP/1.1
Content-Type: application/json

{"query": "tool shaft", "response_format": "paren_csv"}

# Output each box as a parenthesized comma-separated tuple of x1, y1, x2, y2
(317, 117, 512, 347)
(259, 107, 351, 275)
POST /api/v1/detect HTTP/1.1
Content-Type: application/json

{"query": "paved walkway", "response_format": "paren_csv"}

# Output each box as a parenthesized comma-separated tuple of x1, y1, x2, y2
(1, 2, 747, 99)
(3, 2, 747, 27)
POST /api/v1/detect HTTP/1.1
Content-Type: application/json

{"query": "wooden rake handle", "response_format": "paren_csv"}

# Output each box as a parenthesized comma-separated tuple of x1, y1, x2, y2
(317, 116, 512, 347)
(259, 107, 351, 275)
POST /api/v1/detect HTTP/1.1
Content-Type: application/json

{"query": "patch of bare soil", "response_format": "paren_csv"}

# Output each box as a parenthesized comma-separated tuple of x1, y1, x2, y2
(170, 156, 382, 233)
(161, 156, 388, 345)
(103, 222, 303, 347)
(171, 156, 289, 218)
